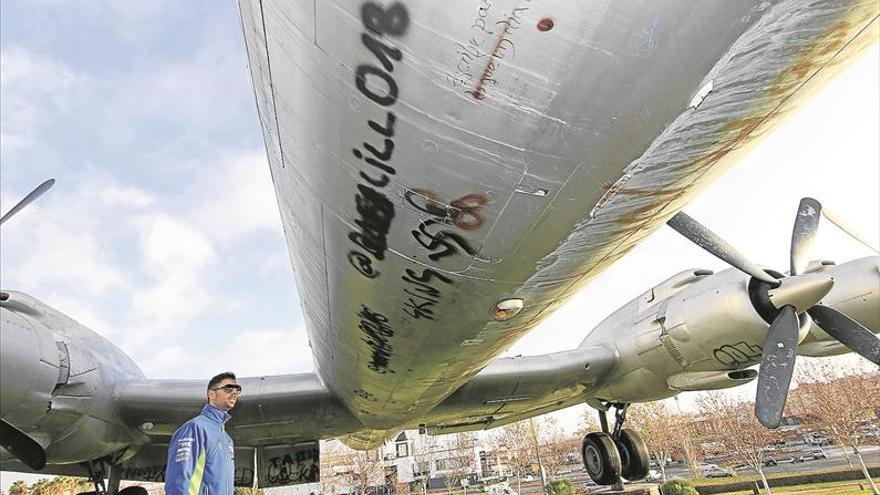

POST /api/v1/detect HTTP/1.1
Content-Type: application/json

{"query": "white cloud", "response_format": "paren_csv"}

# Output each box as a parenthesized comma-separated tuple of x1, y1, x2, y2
(129, 214, 216, 331)
(1, 176, 161, 297)
(136, 214, 215, 271)
(12, 218, 125, 295)
(138, 345, 189, 377)
(99, 185, 156, 208)
(0, 47, 76, 154)
(138, 324, 314, 379)
(191, 151, 283, 242)
(222, 326, 315, 376)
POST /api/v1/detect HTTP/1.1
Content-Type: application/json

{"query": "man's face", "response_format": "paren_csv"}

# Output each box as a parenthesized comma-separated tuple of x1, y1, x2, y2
(208, 378, 240, 411)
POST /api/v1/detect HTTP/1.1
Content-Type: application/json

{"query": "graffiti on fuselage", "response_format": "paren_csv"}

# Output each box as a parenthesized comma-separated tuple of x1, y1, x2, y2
(713, 341, 763, 367)
(347, 2, 409, 280)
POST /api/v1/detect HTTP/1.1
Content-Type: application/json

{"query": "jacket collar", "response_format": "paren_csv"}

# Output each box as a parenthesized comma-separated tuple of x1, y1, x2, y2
(201, 403, 232, 424)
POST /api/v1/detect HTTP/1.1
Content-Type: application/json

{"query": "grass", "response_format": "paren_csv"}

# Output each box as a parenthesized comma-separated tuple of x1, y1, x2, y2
(694, 466, 878, 487)
(718, 478, 880, 494)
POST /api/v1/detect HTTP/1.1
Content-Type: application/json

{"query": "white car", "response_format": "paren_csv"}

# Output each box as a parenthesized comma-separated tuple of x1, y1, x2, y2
(704, 467, 735, 478)
(645, 470, 663, 482)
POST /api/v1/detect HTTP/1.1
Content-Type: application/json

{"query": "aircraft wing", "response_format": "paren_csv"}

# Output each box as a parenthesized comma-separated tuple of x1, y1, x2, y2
(419, 346, 617, 434)
(1, 344, 617, 487)
(238, 0, 880, 437)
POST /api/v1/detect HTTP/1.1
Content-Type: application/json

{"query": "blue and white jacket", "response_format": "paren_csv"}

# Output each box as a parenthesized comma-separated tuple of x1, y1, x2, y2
(165, 404, 235, 495)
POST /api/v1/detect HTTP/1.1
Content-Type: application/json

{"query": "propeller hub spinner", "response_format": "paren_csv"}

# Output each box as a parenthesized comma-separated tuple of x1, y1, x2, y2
(767, 273, 834, 313)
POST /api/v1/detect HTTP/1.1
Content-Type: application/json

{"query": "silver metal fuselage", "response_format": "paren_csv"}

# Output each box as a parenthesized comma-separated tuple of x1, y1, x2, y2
(239, 0, 879, 436)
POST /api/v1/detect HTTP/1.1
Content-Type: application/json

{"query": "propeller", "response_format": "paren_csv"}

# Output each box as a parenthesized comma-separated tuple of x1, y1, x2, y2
(0, 178, 55, 301)
(667, 197, 880, 429)
(0, 178, 55, 226)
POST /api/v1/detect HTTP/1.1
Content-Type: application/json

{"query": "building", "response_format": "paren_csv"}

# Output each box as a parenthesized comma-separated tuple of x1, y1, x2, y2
(321, 431, 510, 495)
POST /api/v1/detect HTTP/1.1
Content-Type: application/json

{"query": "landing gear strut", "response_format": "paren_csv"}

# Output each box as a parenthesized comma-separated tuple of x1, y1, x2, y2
(79, 458, 148, 495)
(581, 402, 651, 487)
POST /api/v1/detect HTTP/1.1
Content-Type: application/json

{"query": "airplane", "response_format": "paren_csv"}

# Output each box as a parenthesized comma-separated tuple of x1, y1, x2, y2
(2, 0, 879, 492)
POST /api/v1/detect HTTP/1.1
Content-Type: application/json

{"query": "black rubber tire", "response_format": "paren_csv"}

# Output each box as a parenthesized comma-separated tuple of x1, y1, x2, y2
(119, 487, 149, 495)
(615, 428, 651, 481)
(581, 432, 622, 486)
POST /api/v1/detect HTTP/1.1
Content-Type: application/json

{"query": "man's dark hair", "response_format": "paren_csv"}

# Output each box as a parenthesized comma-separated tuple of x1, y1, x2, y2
(207, 371, 236, 390)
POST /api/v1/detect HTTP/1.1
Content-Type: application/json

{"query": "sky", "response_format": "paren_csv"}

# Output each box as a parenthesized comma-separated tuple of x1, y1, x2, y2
(0, 1, 878, 486)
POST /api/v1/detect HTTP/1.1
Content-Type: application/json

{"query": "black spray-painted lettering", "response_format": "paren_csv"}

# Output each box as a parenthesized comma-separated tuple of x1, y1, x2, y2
(356, 64, 399, 106)
(347, 2, 409, 279)
(266, 450, 319, 485)
(413, 219, 478, 261)
(348, 251, 380, 279)
(714, 341, 763, 367)
(358, 305, 395, 373)
(349, 185, 395, 260)
(354, 388, 378, 401)
(406, 188, 487, 261)
(369, 112, 397, 136)
(362, 2, 409, 37)
(401, 268, 453, 320)
(362, 33, 402, 72)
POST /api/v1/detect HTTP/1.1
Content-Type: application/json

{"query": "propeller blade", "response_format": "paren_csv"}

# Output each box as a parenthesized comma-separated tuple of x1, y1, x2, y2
(790, 198, 822, 276)
(667, 212, 780, 286)
(755, 305, 799, 429)
(0, 418, 47, 470)
(821, 207, 880, 254)
(808, 304, 880, 365)
(0, 178, 55, 226)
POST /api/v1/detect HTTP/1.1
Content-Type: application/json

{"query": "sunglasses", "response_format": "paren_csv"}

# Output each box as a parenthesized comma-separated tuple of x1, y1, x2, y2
(210, 384, 242, 393)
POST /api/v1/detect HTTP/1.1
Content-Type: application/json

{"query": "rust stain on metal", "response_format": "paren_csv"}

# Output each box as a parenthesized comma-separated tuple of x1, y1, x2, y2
(769, 20, 853, 99)
(607, 15, 875, 233)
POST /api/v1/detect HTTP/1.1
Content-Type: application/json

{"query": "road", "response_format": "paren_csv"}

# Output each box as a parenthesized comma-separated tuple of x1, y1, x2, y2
(512, 444, 880, 494)
(663, 444, 880, 479)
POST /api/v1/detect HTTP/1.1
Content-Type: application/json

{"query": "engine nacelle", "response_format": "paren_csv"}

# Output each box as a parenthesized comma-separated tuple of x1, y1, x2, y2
(585, 257, 879, 403)
(0, 299, 61, 439)
(0, 291, 147, 466)
(666, 369, 757, 391)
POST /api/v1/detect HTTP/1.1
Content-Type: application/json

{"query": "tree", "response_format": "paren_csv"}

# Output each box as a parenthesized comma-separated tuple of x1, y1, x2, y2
(320, 440, 349, 495)
(545, 479, 575, 495)
(627, 401, 679, 481)
(8, 481, 30, 495)
(660, 479, 698, 495)
(790, 360, 880, 495)
(671, 410, 703, 481)
(697, 391, 775, 495)
(25, 477, 89, 495)
(347, 449, 385, 495)
(535, 417, 568, 481)
(441, 433, 476, 495)
(526, 418, 548, 491)
(494, 421, 533, 495)
(322, 440, 384, 495)
(577, 407, 601, 437)
(410, 433, 438, 495)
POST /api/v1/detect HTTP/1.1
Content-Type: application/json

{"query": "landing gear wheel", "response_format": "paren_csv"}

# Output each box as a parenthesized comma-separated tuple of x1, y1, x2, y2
(615, 428, 650, 481)
(119, 487, 148, 495)
(581, 432, 622, 485)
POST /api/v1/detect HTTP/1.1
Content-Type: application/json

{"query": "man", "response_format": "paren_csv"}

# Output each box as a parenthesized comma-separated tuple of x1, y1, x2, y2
(165, 372, 241, 495)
